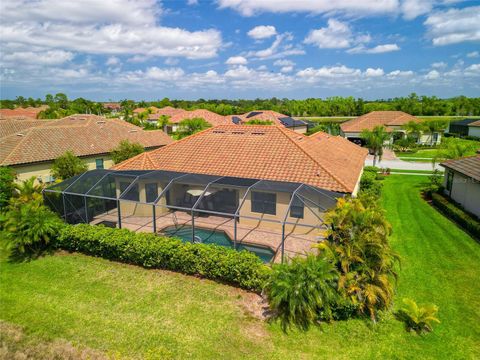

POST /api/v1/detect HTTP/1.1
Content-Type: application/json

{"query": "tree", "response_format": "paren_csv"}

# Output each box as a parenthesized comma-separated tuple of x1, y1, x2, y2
(176, 117, 211, 138)
(0, 167, 16, 209)
(111, 140, 144, 164)
(265, 255, 339, 331)
(157, 115, 171, 131)
(403, 120, 424, 143)
(361, 126, 390, 166)
(423, 120, 447, 146)
(51, 151, 88, 180)
(12, 177, 44, 206)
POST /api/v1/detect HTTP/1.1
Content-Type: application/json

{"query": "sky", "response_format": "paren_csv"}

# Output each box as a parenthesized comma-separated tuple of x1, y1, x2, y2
(0, 0, 479, 101)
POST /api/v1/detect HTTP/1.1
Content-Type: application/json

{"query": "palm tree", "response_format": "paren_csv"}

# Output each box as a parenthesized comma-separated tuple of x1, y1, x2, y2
(157, 115, 171, 132)
(177, 117, 211, 139)
(265, 255, 339, 330)
(423, 120, 447, 146)
(12, 177, 43, 206)
(361, 126, 390, 166)
(403, 120, 424, 144)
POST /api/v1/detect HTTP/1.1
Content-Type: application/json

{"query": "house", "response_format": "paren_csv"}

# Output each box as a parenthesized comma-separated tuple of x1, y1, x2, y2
(228, 110, 308, 134)
(102, 102, 121, 113)
(0, 105, 48, 119)
(467, 120, 480, 138)
(340, 111, 442, 146)
(440, 155, 480, 218)
(44, 125, 367, 262)
(166, 109, 231, 133)
(0, 114, 173, 184)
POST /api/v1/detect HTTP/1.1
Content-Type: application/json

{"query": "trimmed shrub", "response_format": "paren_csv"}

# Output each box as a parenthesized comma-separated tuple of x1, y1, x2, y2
(359, 170, 383, 199)
(363, 166, 379, 173)
(431, 193, 480, 238)
(55, 224, 270, 292)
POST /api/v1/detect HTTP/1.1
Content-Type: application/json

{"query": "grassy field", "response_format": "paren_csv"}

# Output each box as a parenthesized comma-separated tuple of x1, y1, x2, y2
(294, 117, 354, 123)
(388, 169, 439, 174)
(1, 176, 479, 359)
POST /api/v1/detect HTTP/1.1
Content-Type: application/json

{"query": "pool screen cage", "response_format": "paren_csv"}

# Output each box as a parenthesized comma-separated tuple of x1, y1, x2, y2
(43, 169, 342, 262)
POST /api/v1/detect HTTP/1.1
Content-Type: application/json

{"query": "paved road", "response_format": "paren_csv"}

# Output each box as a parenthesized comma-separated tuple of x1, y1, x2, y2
(364, 158, 442, 171)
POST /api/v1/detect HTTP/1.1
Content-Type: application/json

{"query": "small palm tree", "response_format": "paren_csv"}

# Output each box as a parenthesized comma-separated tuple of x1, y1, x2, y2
(265, 255, 339, 331)
(394, 298, 440, 335)
(177, 117, 211, 138)
(157, 115, 171, 132)
(402, 120, 424, 144)
(12, 177, 43, 206)
(423, 120, 447, 146)
(361, 126, 390, 166)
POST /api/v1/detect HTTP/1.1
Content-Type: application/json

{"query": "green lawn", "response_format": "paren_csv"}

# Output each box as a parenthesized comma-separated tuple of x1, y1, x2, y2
(396, 149, 442, 159)
(1, 176, 479, 359)
(388, 169, 440, 174)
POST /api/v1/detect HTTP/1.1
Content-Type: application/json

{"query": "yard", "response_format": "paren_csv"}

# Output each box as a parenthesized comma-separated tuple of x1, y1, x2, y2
(1, 176, 479, 359)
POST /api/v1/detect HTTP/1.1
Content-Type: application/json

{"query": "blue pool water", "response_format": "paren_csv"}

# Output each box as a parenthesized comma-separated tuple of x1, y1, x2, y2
(161, 225, 275, 263)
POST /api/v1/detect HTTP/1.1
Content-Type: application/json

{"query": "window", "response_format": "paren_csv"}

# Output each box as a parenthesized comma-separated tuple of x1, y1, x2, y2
(251, 191, 276, 215)
(95, 158, 104, 169)
(145, 183, 158, 203)
(290, 196, 304, 219)
(446, 171, 454, 192)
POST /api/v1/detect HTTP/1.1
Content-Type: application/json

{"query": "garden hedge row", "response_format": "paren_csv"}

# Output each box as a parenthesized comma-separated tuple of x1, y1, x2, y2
(56, 224, 271, 292)
(431, 193, 480, 239)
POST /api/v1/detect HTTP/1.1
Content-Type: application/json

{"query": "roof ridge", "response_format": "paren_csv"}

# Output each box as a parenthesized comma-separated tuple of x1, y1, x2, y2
(274, 126, 350, 192)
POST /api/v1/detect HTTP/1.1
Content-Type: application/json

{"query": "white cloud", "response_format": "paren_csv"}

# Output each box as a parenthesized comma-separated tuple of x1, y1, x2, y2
(225, 56, 248, 65)
(280, 66, 294, 73)
(465, 63, 480, 76)
(247, 25, 277, 39)
(304, 19, 353, 49)
(347, 43, 400, 54)
(387, 70, 414, 77)
(425, 6, 480, 46)
(246, 33, 305, 60)
(2, 50, 74, 65)
(187, 0, 198, 5)
(0, 0, 222, 59)
(106, 56, 120, 66)
(365, 68, 385, 77)
(297, 65, 362, 82)
(217, 0, 399, 17)
(164, 58, 179, 65)
(401, 0, 433, 20)
(431, 61, 447, 69)
(467, 51, 479, 58)
(274, 59, 295, 66)
(425, 70, 440, 79)
(144, 67, 185, 81)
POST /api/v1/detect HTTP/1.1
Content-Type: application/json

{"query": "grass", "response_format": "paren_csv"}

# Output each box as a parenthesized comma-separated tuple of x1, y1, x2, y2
(396, 149, 441, 159)
(295, 117, 353, 123)
(1, 176, 479, 359)
(387, 169, 439, 174)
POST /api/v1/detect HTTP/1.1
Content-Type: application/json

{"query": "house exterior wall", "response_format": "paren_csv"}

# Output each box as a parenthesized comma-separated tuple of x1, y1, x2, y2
(291, 125, 307, 134)
(468, 127, 480, 138)
(342, 128, 441, 145)
(12, 155, 115, 184)
(443, 169, 480, 218)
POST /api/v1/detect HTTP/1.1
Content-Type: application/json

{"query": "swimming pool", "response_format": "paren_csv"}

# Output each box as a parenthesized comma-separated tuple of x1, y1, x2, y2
(161, 225, 275, 263)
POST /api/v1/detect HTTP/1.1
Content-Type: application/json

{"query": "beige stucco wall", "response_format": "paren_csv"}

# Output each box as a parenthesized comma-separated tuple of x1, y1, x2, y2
(468, 127, 480, 138)
(443, 169, 480, 218)
(111, 179, 327, 235)
(12, 155, 115, 184)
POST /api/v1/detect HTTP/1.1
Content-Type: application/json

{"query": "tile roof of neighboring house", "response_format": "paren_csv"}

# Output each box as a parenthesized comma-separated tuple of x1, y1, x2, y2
(168, 109, 232, 126)
(0, 118, 47, 138)
(113, 125, 368, 193)
(226, 110, 307, 128)
(440, 155, 480, 182)
(0, 115, 173, 166)
(341, 111, 421, 133)
(147, 106, 186, 119)
(103, 102, 121, 110)
(468, 120, 480, 127)
(133, 106, 159, 114)
(0, 106, 48, 119)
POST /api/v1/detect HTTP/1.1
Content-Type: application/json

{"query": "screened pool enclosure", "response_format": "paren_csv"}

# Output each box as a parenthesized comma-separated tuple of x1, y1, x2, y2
(43, 169, 342, 262)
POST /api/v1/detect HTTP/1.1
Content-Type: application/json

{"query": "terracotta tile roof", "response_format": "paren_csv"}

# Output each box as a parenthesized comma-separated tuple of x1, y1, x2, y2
(168, 109, 232, 126)
(103, 102, 121, 110)
(468, 120, 480, 127)
(0, 118, 47, 138)
(0, 115, 173, 166)
(341, 111, 421, 133)
(113, 125, 367, 193)
(440, 155, 480, 182)
(133, 106, 159, 114)
(0, 106, 47, 119)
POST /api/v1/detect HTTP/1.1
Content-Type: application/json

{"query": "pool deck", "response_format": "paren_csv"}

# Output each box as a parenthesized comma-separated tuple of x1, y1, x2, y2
(91, 210, 325, 263)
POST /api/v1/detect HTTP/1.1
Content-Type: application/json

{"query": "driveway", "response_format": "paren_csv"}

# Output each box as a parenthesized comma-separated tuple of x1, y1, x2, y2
(364, 157, 442, 171)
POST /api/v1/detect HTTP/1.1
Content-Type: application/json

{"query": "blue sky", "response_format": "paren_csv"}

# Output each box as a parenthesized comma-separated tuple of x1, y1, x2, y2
(1, 0, 479, 100)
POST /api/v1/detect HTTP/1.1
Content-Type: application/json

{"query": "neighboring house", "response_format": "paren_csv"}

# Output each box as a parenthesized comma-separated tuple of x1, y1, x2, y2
(0, 114, 172, 183)
(340, 111, 442, 146)
(467, 120, 480, 138)
(0, 105, 48, 119)
(228, 110, 308, 134)
(102, 102, 121, 113)
(440, 155, 480, 218)
(167, 109, 231, 133)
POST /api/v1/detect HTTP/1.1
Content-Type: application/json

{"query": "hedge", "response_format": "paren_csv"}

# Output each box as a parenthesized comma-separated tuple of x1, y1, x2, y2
(431, 193, 480, 239)
(55, 224, 271, 292)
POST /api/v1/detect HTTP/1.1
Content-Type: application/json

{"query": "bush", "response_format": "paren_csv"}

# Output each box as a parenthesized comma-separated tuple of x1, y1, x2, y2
(55, 224, 270, 292)
(51, 151, 88, 180)
(363, 166, 379, 173)
(359, 170, 383, 199)
(394, 298, 440, 335)
(0, 203, 64, 256)
(265, 255, 339, 331)
(431, 193, 480, 238)
(111, 140, 145, 164)
(0, 167, 16, 209)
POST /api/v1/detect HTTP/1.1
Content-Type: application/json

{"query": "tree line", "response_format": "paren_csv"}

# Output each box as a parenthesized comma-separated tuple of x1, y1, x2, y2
(1, 93, 479, 118)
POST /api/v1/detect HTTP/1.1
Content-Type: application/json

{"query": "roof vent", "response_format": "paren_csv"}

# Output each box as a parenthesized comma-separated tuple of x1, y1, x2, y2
(128, 129, 138, 133)
(96, 120, 106, 124)
(251, 132, 265, 135)
(16, 133, 25, 137)
(212, 130, 225, 133)
(231, 131, 245, 135)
